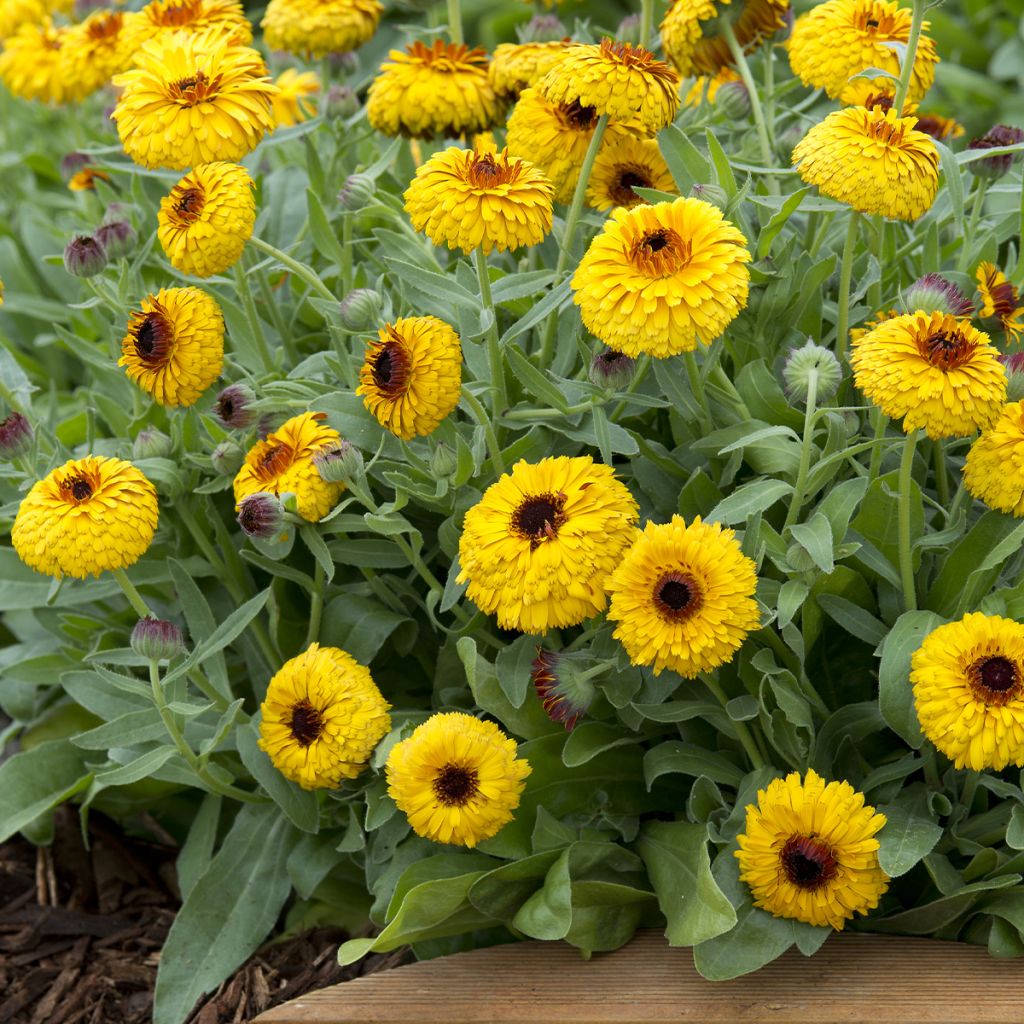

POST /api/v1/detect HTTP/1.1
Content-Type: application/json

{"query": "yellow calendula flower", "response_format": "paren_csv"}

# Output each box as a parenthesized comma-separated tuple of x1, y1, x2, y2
(405, 146, 553, 255)
(258, 643, 391, 790)
(976, 262, 1024, 344)
(123, 0, 252, 52)
(386, 712, 532, 847)
(367, 40, 500, 140)
(488, 40, 571, 102)
(789, 0, 937, 102)
(234, 411, 345, 522)
(913, 113, 964, 142)
(111, 28, 276, 171)
(911, 613, 1024, 771)
(607, 515, 759, 678)
(458, 456, 639, 634)
(356, 317, 462, 441)
(792, 106, 938, 221)
(736, 770, 889, 931)
(839, 81, 964, 142)
(157, 162, 255, 278)
(12, 456, 159, 579)
(572, 197, 750, 358)
(271, 68, 319, 128)
(0, 18, 71, 104)
(119, 287, 224, 407)
(62, 10, 136, 99)
(586, 136, 676, 211)
(0, 0, 66, 41)
(68, 167, 111, 192)
(682, 65, 742, 106)
(964, 402, 1024, 516)
(662, 0, 788, 76)
(851, 312, 1006, 439)
(262, 0, 380, 57)
(539, 39, 680, 133)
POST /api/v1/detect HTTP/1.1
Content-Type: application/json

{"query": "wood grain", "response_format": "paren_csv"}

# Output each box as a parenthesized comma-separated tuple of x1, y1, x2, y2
(254, 930, 1023, 1024)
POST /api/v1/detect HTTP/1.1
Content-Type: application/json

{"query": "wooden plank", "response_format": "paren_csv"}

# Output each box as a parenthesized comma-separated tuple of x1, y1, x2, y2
(255, 930, 1024, 1024)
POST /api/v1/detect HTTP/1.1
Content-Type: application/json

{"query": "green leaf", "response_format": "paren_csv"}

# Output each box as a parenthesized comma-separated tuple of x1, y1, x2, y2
(237, 720, 319, 833)
(878, 787, 944, 877)
(756, 189, 809, 260)
(95, 746, 178, 787)
(877, 610, 941, 749)
(176, 793, 221, 901)
(512, 848, 572, 939)
(934, 139, 965, 237)
(306, 188, 346, 268)
(658, 125, 711, 191)
(0, 740, 92, 844)
(705, 128, 738, 197)
(562, 722, 641, 768)
(468, 850, 562, 921)
(385, 257, 479, 310)
(707, 479, 792, 526)
(870, 876, 1020, 935)
(643, 740, 746, 789)
(789, 512, 835, 574)
(504, 344, 570, 411)
(816, 594, 888, 645)
(168, 559, 231, 701)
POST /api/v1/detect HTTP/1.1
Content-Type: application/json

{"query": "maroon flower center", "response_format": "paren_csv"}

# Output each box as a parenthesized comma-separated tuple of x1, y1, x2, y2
(920, 327, 974, 370)
(609, 167, 653, 207)
(968, 655, 1022, 705)
(432, 763, 479, 806)
(288, 700, 324, 745)
(653, 571, 702, 621)
(512, 492, 567, 547)
(780, 835, 838, 890)
(370, 338, 412, 399)
(61, 474, 94, 503)
(132, 309, 173, 367)
(561, 99, 598, 132)
(631, 227, 690, 274)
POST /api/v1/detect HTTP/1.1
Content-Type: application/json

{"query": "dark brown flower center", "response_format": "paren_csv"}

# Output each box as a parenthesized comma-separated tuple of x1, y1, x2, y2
(920, 327, 975, 370)
(370, 337, 412, 399)
(132, 309, 173, 367)
(598, 349, 629, 368)
(288, 700, 324, 746)
(150, 0, 202, 27)
(780, 835, 838, 890)
(968, 655, 1022, 705)
(87, 12, 122, 40)
(653, 571, 702, 621)
(169, 70, 218, 106)
(170, 184, 205, 226)
(609, 168, 652, 207)
(512, 492, 567, 547)
(465, 151, 521, 188)
(62, 475, 94, 503)
(631, 227, 690, 275)
(256, 442, 293, 479)
(561, 99, 598, 132)
(432, 763, 479, 806)
(867, 114, 909, 146)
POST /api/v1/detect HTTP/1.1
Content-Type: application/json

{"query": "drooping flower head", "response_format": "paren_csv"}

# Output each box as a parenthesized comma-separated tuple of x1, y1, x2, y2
(62, 10, 136, 98)
(538, 39, 680, 133)
(572, 197, 751, 358)
(119, 287, 224, 407)
(0, 18, 71, 104)
(123, 0, 251, 51)
(386, 712, 532, 847)
(976, 262, 1024, 344)
(964, 403, 1024, 516)
(271, 68, 319, 127)
(214, 382, 257, 429)
(736, 770, 889, 930)
(851, 312, 1007, 439)
(531, 648, 596, 730)
(792, 106, 939, 221)
(607, 515, 759, 678)
(458, 456, 639, 634)
(12, 456, 159, 578)
(157, 162, 255, 278)
(967, 124, 1024, 180)
(111, 28, 276, 170)
(682, 65, 743, 107)
(586, 136, 676, 211)
(233, 411, 345, 522)
(356, 317, 462, 441)
(488, 40, 571, 102)
(788, 0, 937, 102)
(261, 0, 381, 58)
(366, 41, 500, 139)
(404, 146, 554, 255)
(911, 614, 1024, 771)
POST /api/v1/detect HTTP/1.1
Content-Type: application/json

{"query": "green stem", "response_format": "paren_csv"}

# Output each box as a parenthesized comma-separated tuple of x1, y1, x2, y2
(958, 181, 986, 275)
(958, 770, 980, 822)
(188, 668, 230, 711)
(933, 438, 949, 507)
(639, 0, 654, 49)
(610, 355, 651, 421)
(446, 0, 462, 43)
(249, 236, 336, 303)
(898, 428, 919, 611)
(868, 215, 885, 311)
(341, 212, 354, 295)
(868, 408, 889, 481)
(255, 268, 296, 364)
(461, 385, 506, 476)
(111, 567, 151, 618)
(836, 211, 861, 362)
(233, 262, 275, 373)
(892, 0, 925, 116)
(684, 350, 712, 433)
(474, 247, 507, 418)
(783, 368, 818, 531)
(304, 559, 325, 649)
(948, 477, 971, 524)
(704, 674, 766, 770)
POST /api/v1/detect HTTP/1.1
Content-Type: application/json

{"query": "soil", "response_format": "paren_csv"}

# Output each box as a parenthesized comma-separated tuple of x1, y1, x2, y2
(0, 807, 402, 1024)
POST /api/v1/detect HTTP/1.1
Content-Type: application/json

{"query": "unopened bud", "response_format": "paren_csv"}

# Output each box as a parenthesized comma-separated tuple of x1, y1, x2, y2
(0, 411, 33, 461)
(1001, 352, 1024, 403)
(60, 151, 91, 182)
(901, 273, 974, 317)
(520, 13, 567, 42)
(614, 13, 641, 45)
(782, 338, 842, 404)
(237, 491, 286, 539)
(314, 439, 362, 483)
(339, 288, 383, 331)
(531, 648, 598, 731)
(688, 183, 728, 211)
(96, 219, 136, 260)
(211, 440, 244, 475)
(130, 617, 187, 662)
(63, 234, 107, 278)
(430, 441, 458, 480)
(325, 84, 359, 119)
(715, 79, 750, 119)
(328, 50, 358, 75)
(337, 172, 375, 211)
(968, 125, 1024, 180)
(589, 347, 636, 390)
(214, 383, 257, 430)
(132, 426, 173, 460)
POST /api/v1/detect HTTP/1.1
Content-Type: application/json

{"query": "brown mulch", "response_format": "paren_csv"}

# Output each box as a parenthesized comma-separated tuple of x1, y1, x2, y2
(0, 807, 402, 1024)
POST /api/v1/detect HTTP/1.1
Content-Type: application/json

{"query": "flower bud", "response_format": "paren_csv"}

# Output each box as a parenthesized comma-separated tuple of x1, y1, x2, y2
(589, 347, 636, 390)
(968, 125, 1024, 180)
(531, 648, 597, 731)
(237, 491, 286, 539)
(430, 441, 458, 480)
(328, 50, 358, 75)
(614, 13, 641, 45)
(337, 172, 375, 211)
(1002, 352, 1024, 403)
(520, 13, 567, 42)
(130, 617, 187, 662)
(901, 273, 974, 317)
(132, 426, 173, 461)
(211, 440, 244, 475)
(782, 338, 842, 404)
(313, 439, 362, 483)
(688, 183, 728, 211)
(60, 151, 91, 182)
(63, 234, 107, 278)
(0, 411, 33, 461)
(96, 219, 137, 260)
(214, 383, 257, 430)
(325, 84, 359, 119)
(339, 288, 383, 331)
(715, 80, 750, 120)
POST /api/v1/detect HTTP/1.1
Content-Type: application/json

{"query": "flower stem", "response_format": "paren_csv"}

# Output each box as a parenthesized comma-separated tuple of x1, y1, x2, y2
(703, 674, 766, 770)
(684, 349, 712, 433)
(249, 235, 336, 303)
(932, 438, 949, 507)
(892, 0, 925, 116)
(304, 559, 325, 649)
(836, 210, 860, 362)
(474, 247, 507, 418)
(783, 368, 818, 531)
(341, 212, 354, 295)
(639, 0, 654, 49)
(867, 408, 888, 481)
(460, 385, 506, 477)
(446, 0, 462, 43)
(898, 428, 920, 611)
(233, 261, 275, 373)
(111, 567, 151, 619)
(958, 181, 986, 274)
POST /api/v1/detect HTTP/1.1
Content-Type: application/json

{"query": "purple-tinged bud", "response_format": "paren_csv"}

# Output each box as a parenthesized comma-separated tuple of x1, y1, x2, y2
(60, 151, 91, 182)
(1001, 352, 1024, 403)
(782, 338, 842, 404)
(132, 426, 173, 461)
(339, 288, 383, 331)
(63, 234, 107, 278)
(689, 183, 728, 211)
(901, 273, 974, 317)
(337, 172, 374, 211)
(130, 617, 187, 662)
(325, 84, 359, 119)
(328, 50, 358, 75)
(968, 125, 1024, 180)
(715, 80, 751, 120)
(589, 347, 636, 390)
(96, 219, 136, 260)
(211, 440, 244, 475)
(313, 439, 362, 483)
(531, 648, 598, 731)
(237, 492, 286, 539)
(214, 383, 257, 430)
(614, 13, 641, 44)
(0, 412, 33, 461)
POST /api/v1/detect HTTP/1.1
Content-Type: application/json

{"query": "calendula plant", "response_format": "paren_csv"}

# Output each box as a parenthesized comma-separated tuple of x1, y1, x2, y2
(3, 0, 1024, 1023)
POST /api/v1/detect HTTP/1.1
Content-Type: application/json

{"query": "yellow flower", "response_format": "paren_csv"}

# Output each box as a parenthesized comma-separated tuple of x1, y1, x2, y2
(964, 402, 1024, 517)
(571, 197, 750, 358)
(356, 317, 462, 441)
(68, 167, 111, 192)
(911, 613, 1024, 771)
(233, 412, 345, 522)
(539, 39, 680, 133)
(12, 456, 159, 579)
(123, 0, 252, 52)
(0, 18, 71, 104)
(607, 515, 758, 678)
(258, 643, 391, 790)
(457, 456, 639, 634)
(586, 136, 676, 211)
(839, 81, 964, 142)
(851, 312, 1007, 439)
(157, 162, 255, 278)
(0, 0, 67, 41)
(111, 28, 276, 171)
(682, 65, 742, 106)
(488, 40, 571, 102)
(61, 11, 137, 99)
(976, 261, 1024, 344)
(913, 112, 965, 142)
(792, 106, 938, 221)
(662, 0, 789, 76)
(119, 287, 225, 407)
(271, 68, 320, 128)
(386, 712, 531, 847)
(735, 770, 889, 930)
(404, 146, 553, 255)
(366, 41, 500, 140)
(789, 0, 937, 102)
(261, 0, 380, 58)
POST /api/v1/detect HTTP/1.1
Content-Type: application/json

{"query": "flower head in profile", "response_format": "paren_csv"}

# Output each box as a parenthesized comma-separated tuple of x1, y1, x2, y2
(386, 712, 531, 847)
(736, 770, 889, 930)
(964, 403, 1024, 517)
(572, 197, 751, 358)
(458, 456, 639, 634)
(356, 317, 462, 441)
(531, 648, 597, 730)
(488, 40, 571, 102)
(157, 162, 255, 278)
(261, 0, 381, 58)
(124, 0, 252, 51)
(607, 515, 758, 678)
(271, 68, 320, 127)
(367, 41, 500, 140)
(851, 312, 1007, 439)
(119, 287, 224, 407)
(12, 456, 158, 578)
(586, 136, 676, 211)
(968, 125, 1024, 180)
(0, 411, 33, 461)
(900, 273, 974, 318)
(911, 614, 1024, 771)
(682, 65, 742, 107)
(0, 19, 72, 104)
(233, 411, 345, 522)
(111, 28, 276, 170)
(404, 146, 553, 255)
(792, 106, 938, 221)
(976, 262, 1024, 344)
(62, 10, 136, 98)
(259, 643, 391, 790)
